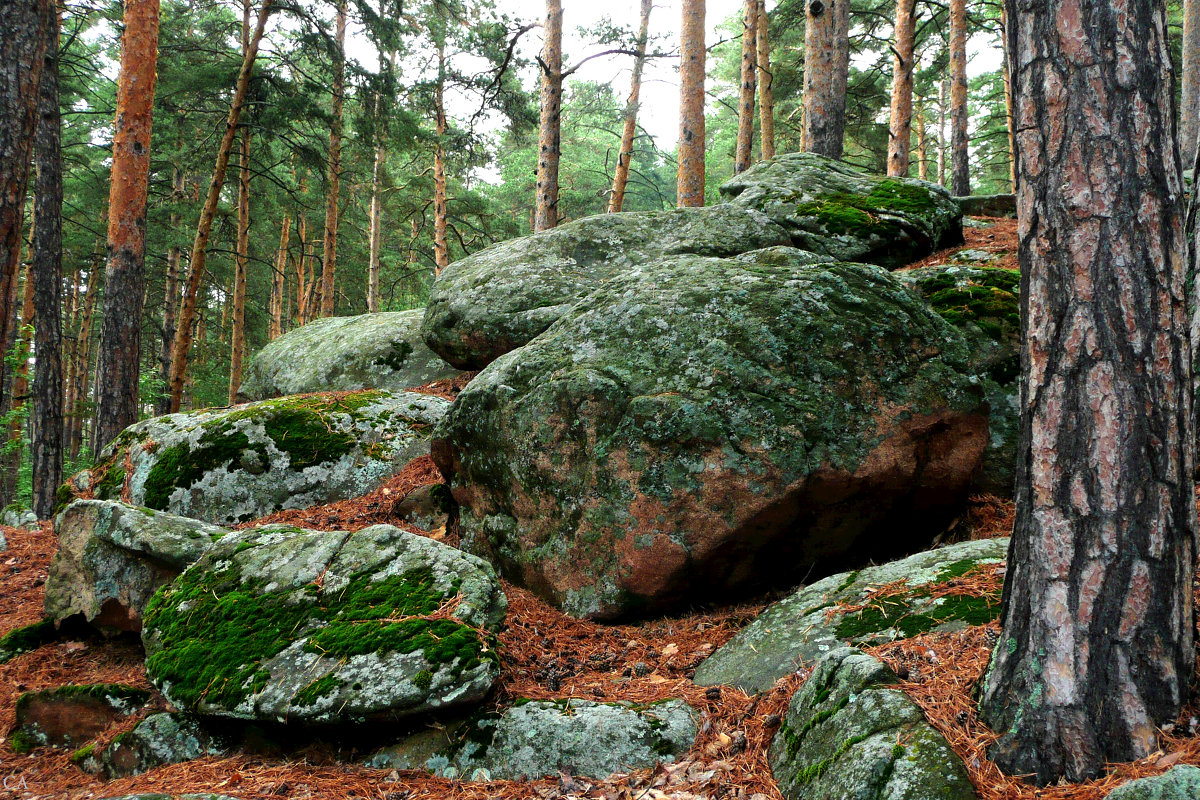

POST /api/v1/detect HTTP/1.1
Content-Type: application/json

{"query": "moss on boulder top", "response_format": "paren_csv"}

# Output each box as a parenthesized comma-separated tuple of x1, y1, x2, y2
(238, 310, 461, 401)
(142, 523, 506, 725)
(75, 390, 449, 525)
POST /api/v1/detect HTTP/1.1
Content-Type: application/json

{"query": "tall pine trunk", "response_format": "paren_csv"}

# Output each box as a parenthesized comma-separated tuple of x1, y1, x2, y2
(756, 0, 775, 160)
(677, 0, 706, 207)
(886, 0, 916, 177)
(979, 0, 1195, 782)
(733, 0, 757, 174)
(948, 0, 969, 195)
(608, 0, 652, 214)
(802, 0, 850, 158)
(937, 76, 947, 185)
(154, 160, 183, 418)
(318, 0, 346, 317)
(67, 258, 98, 459)
(915, 96, 929, 180)
(1183, 0, 1200, 169)
(432, 41, 450, 273)
(533, 0, 563, 231)
(1000, 6, 1016, 192)
(228, 125, 250, 403)
(270, 213, 289, 338)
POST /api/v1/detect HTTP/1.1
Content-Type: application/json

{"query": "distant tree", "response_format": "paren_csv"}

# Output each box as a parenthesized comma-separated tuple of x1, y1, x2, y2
(533, 0, 563, 231)
(318, 0, 347, 316)
(802, 0, 850, 157)
(755, 0, 775, 160)
(608, 0, 653, 213)
(948, 0, 969, 194)
(887, 0, 916, 176)
(677, 0, 706, 206)
(734, 0, 757, 174)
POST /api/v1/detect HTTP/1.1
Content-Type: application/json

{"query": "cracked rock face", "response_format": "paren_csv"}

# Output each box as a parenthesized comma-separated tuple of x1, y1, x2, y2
(769, 648, 976, 800)
(142, 524, 506, 726)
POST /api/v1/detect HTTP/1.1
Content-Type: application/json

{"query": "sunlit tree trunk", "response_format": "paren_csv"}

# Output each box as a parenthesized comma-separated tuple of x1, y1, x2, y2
(1001, 5, 1016, 192)
(802, 0, 850, 158)
(937, 76, 947, 186)
(915, 96, 929, 181)
(1183, 0, 1200, 170)
(979, 0, 1195, 782)
(533, 0, 563, 231)
(677, 0, 706, 206)
(948, 0, 969, 195)
(887, 0, 916, 176)
(270, 213, 289, 339)
(608, 0, 652, 213)
(756, 0, 775, 160)
(318, 0, 346, 316)
(734, 0, 758, 174)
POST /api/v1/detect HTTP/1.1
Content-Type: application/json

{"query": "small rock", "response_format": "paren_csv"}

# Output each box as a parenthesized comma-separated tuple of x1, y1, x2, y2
(11, 684, 149, 752)
(94, 712, 229, 777)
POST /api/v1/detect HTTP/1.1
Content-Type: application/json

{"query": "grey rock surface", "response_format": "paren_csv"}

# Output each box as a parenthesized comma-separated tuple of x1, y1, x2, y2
(93, 713, 228, 778)
(1105, 766, 1200, 800)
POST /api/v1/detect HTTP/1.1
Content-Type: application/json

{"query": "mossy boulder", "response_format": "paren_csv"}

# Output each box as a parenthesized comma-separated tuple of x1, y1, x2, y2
(695, 537, 1008, 693)
(45, 500, 229, 633)
(11, 684, 150, 752)
(89, 713, 229, 778)
(142, 523, 506, 725)
(433, 256, 989, 620)
(721, 152, 963, 269)
(770, 648, 976, 800)
(79, 390, 450, 525)
(898, 264, 1020, 496)
(1105, 766, 1200, 799)
(421, 204, 793, 369)
(238, 310, 461, 401)
(0, 620, 59, 663)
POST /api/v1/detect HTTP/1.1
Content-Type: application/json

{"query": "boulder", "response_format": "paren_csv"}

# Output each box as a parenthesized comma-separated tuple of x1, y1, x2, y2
(0, 620, 59, 663)
(46, 500, 229, 633)
(421, 205, 793, 369)
(393, 483, 454, 531)
(238, 310, 461, 401)
(769, 648, 976, 800)
(1105, 766, 1200, 800)
(80, 390, 450, 525)
(434, 256, 989, 620)
(956, 193, 1017, 217)
(142, 523, 506, 725)
(720, 152, 963, 268)
(88, 713, 228, 778)
(1, 507, 36, 530)
(694, 537, 1009, 693)
(10, 684, 150, 752)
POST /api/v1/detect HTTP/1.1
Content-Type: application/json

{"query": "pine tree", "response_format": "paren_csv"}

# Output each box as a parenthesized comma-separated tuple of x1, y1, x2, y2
(677, 0, 706, 206)
(803, 0, 850, 157)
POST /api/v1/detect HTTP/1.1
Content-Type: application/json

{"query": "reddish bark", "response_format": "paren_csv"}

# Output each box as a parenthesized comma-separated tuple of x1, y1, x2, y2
(533, 0, 563, 231)
(677, 0, 706, 206)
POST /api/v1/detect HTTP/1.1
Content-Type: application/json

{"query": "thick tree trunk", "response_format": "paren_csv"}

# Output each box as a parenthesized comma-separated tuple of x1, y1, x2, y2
(534, 0, 563, 231)
(167, 0, 271, 413)
(802, 0, 850, 158)
(948, 0, 969, 195)
(30, 9, 62, 518)
(979, 0, 1195, 783)
(270, 213, 289, 339)
(608, 0, 652, 213)
(756, 0, 775, 161)
(94, 0, 161, 450)
(677, 0, 706, 207)
(228, 126, 250, 403)
(886, 0, 916, 177)
(432, 42, 450, 273)
(1183, 0, 1200, 170)
(734, 0, 758, 174)
(318, 0, 346, 317)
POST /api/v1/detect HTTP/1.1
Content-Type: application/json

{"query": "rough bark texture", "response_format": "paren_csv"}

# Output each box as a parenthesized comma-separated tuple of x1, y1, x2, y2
(433, 42, 450, 273)
(948, 0, 969, 195)
(608, 0, 652, 214)
(30, 9, 63, 519)
(734, 0, 758, 174)
(677, 0, 706, 207)
(94, 0, 161, 451)
(802, 0, 850, 158)
(887, 0, 916, 177)
(915, 96, 929, 180)
(318, 0, 346, 317)
(154, 157, 183, 417)
(756, 0, 775, 161)
(979, 0, 1196, 783)
(1183, 0, 1200, 170)
(270, 213, 289, 339)
(534, 0, 563, 231)
(937, 76, 947, 185)
(227, 125, 250, 404)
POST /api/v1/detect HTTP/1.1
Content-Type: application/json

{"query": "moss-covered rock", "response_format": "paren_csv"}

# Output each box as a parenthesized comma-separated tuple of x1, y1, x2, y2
(46, 500, 229, 633)
(0, 620, 59, 663)
(238, 310, 461, 401)
(421, 205, 794, 369)
(433, 256, 989, 620)
(1105, 766, 1200, 799)
(769, 648, 976, 800)
(91, 713, 229, 778)
(11, 684, 150, 752)
(75, 390, 449, 525)
(142, 523, 506, 725)
(721, 152, 963, 268)
(694, 537, 1008, 693)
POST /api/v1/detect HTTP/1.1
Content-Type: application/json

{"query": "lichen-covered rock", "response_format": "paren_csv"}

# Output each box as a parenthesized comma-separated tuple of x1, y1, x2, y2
(422, 205, 793, 369)
(78, 390, 449, 525)
(90, 713, 228, 778)
(10, 684, 150, 753)
(434, 256, 989, 620)
(898, 265, 1020, 496)
(142, 523, 506, 725)
(721, 152, 963, 268)
(45, 500, 229, 633)
(1105, 766, 1200, 800)
(238, 310, 461, 401)
(695, 538, 1009, 693)
(1, 507, 36, 530)
(956, 193, 1016, 217)
(769, 648, 976, 800)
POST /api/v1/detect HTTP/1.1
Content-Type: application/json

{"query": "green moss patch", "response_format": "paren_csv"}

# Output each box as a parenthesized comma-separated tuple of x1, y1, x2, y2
(795, 180, 936, 241)
(0, 620, 59, 663)
(912, 267, 1020, 382)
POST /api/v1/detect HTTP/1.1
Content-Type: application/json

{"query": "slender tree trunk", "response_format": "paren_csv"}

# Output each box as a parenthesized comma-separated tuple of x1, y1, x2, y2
(366, 101, 387, 310)
(979, 0, 1195, 782)
(734, 0, 758, 174)
(154, 152, 184, 417)
(432, 41, 450, 271)
(4, 257, 35, 508)
(228, 126, 250, 403)
(887, 0, 916, 177)
(677, 0, 706, 207)
(68, 258, 98, 459)
(937, 76, 947, 186)
(30, 8, 62, 517)
(802, 0, 850, 158)
(1183, 0, 1200, 170)
(756, 0, 775, 161)
(318, 0, 346, 317)
(167, 0, 272, 413)
(948, 0, 969, 195)
(270, 213, 289, 339)
(533, 0, 563, 231)
(915, 96, 929, 181)
(1000, 5, 1016, 192)
(608, 0, 652, 214)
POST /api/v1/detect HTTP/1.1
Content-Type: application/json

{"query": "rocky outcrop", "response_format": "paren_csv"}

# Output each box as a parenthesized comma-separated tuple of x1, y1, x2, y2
(694, 538, 1009, 693)
(769, 648, 976, 800)
(434, 256, 989, 620)
(10, 684, 149, 753)
(1105, 766, 1200, 800)
(238, 310, 460, 401)
(86, 713, 229, 778)
(45, 500, 229, 633)
(956, 193, 1016, 217)
(721, 152, 963, 268)
(79, 390, 449, 525)
(142, 524, 506, 725)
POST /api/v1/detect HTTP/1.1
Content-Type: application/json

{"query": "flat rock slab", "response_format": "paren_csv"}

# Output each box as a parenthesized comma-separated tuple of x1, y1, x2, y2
(238, 310, 460, 401)
(769, 648, 976, 800)
(1105, 766, 1200, 799)
(695, 538, 1009, 693)
(12, 684, 150, 752)
(143, 524, 506, 725)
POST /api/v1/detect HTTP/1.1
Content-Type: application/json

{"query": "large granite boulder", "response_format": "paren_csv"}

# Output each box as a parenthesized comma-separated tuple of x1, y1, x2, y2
(433, 256, 989, 620)
(1105, 767, 1200, 800)
(81, 390, 449, 525)
(142, 524, 506, 725)
(695, 537, 1009, 693)
(421, 205, 793, 369)
(46, 500, 229, 633)
(721, 152, 963, 268)
(238, 310, 461, 401)
(770, 648, 976, 800)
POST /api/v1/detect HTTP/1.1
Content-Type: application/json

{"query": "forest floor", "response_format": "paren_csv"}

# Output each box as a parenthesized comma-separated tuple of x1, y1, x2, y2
(4, 217, 1197, 800)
